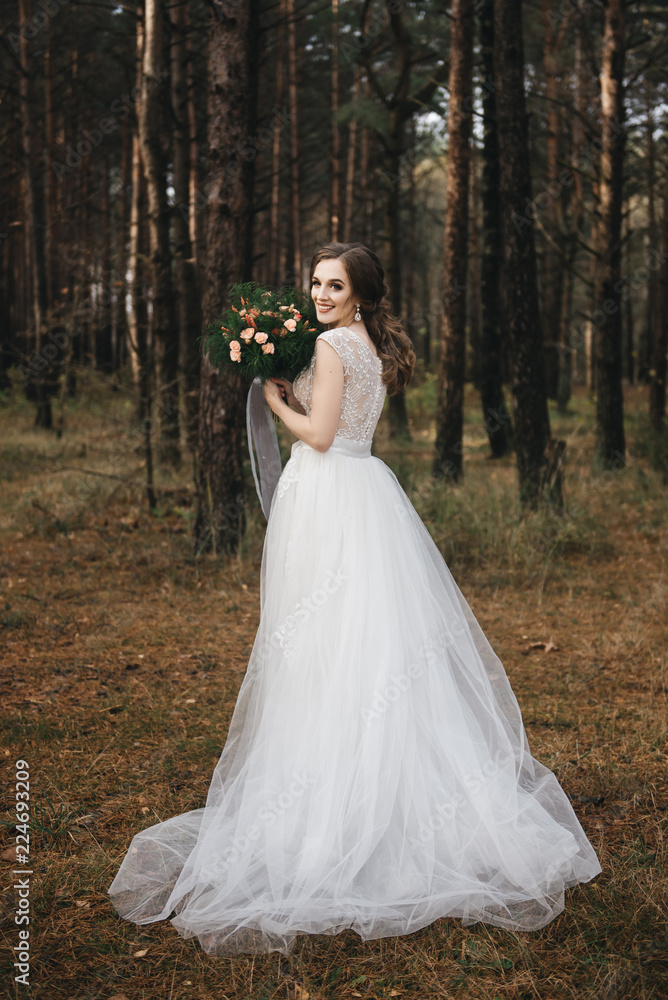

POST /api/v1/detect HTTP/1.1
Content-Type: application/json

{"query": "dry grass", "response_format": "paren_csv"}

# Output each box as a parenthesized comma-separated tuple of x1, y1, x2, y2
(0, 368, 667, 1000)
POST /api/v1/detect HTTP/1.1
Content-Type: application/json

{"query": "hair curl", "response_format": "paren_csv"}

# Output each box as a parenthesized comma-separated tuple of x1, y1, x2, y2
(309, 242, 415, 396)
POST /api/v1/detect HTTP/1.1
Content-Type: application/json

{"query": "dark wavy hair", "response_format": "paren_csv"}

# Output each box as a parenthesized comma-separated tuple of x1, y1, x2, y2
(308, 242, 416, 396)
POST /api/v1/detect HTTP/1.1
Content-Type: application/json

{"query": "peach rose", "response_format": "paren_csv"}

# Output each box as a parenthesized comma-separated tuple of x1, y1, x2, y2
(254, 332, 268, 344)
(283, 318, 297, 332)
(229, 340, 241, 351)
(240, 328, 255, 341)
(261, 343, 275, 354)
(293, 311, 302, 321)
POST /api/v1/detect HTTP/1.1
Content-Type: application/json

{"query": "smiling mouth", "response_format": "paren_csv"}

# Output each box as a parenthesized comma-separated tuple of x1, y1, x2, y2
(317, 304, 334, 312)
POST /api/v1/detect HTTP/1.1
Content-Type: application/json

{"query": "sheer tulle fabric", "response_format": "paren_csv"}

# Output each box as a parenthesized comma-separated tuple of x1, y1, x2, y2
(108, 435, 602, 956)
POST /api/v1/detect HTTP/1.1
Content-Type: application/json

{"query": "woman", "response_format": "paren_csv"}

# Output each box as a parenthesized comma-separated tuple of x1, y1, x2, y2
(108, 242, 601, 956)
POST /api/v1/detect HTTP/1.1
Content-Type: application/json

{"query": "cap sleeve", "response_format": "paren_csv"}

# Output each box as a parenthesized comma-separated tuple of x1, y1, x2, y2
(316, 329, 351, 373)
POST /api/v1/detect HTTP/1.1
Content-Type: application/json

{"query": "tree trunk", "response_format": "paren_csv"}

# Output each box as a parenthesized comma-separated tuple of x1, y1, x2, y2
(194, 0, 259, 556)
(540, 0, 564, 400)
(97, 154, 113, 372)
(649, 163, 668, 431)
(468, 143, 481, 388)
(639, 100, 656, 384)
(139, 0, 180, 466)
(594, 0, 626, 470)
(494, 0, 550, 507)
(330, 0, 341, 242)
(342, 65, 361, 243)
(114, 116, 131, 373)
(19, 0, 50, 428)
(171, 0, 202, 455)
(432, 0, 474, 482)
(269, 0, 286, 284)
(403, 117, 416, 348)
(479, 0, 510, 458)
(127, 8, 150, 427)
(622, 214, 634, 384)
(287, 0, 301, 286)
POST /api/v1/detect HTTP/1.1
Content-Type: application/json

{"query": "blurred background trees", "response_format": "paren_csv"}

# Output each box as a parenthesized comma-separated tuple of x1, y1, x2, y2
(1, 0, 667, 550)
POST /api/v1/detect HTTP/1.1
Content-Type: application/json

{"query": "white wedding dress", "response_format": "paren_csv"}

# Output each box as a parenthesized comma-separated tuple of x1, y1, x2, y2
(108, 325, 602, 955)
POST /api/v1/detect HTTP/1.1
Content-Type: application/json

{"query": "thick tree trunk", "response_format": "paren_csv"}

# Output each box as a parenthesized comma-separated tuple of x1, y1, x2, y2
(139, 0, 180, 466)
(432, 0, 474, 482)
(594, 0, 626, 469)
(194, 0, 258, 556)
(649, 164, 668, 431)
(479, 0, 510, 458)
(494, 0, 550, 507)
(171, 0, 201, 454)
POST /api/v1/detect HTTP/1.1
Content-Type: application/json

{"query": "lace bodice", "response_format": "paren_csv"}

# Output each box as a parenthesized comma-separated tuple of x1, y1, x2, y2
(293, 327, 386, 444)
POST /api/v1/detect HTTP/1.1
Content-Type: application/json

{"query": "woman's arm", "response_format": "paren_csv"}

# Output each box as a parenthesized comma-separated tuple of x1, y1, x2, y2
(263, 340, 343, 452)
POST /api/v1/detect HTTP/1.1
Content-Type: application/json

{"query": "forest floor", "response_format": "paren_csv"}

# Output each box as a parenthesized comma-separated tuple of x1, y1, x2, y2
(0, 367, 667, 1000)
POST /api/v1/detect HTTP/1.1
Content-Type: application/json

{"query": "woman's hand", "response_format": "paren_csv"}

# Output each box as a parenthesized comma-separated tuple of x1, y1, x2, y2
(263, 377, 285, 412)
(265, 377, 296, 410)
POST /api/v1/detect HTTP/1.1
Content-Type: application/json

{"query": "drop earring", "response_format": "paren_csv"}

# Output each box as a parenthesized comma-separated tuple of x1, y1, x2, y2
(354, 303, 361, 322)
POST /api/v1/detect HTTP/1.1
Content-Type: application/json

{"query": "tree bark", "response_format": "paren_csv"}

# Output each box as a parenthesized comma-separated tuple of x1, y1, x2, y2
(432, 0, 474, 482)
(649, 162, 668, 431)
(639, 99, 656, 384)
(342, 65, 361, 243)
(540, 0, 564, 400)
(139, 0, 180, 466)
(269, 0, 286, 284)
(330, 0, 341, 242)
(479, 0, 510, 458)
(19, 0, 50, 427)
(594, 0, 626, 469)
(127, 8, 150, 428)
(171, 0, 202, 455)
(194, 0, 258, 556)
(494, 0, 550, 507)
(468, 142, 480, 388)
(287, 0, 301, 286)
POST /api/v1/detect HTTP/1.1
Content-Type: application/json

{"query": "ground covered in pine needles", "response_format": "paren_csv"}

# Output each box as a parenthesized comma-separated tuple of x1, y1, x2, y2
(1, 368, 667, 1000)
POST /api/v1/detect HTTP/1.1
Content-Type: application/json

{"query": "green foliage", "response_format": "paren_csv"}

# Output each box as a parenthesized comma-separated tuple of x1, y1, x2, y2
(200, 282, 320, 384)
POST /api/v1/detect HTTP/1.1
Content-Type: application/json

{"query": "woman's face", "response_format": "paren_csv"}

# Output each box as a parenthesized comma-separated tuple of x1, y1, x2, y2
(311, 258, 356, 328)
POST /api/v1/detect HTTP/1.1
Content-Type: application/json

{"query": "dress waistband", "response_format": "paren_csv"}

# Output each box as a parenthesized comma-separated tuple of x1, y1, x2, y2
(293, 436, 372, 459)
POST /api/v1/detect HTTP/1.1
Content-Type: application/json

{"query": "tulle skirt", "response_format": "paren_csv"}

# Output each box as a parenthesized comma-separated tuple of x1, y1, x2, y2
(108, 435, 602, 955)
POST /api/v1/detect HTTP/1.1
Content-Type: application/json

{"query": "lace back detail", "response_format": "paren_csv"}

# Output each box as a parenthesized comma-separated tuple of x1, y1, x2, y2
(293, 328, 386, 444)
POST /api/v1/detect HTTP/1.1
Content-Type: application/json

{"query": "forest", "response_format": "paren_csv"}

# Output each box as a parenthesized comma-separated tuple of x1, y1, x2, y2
(1, 1, 667, 998)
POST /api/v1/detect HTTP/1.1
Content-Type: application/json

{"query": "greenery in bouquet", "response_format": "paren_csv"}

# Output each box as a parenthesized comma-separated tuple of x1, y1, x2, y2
(200, 282, 320, 385)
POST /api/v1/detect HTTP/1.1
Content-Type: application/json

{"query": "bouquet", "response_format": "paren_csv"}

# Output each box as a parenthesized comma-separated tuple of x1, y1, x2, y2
(200, 282, 320, 385)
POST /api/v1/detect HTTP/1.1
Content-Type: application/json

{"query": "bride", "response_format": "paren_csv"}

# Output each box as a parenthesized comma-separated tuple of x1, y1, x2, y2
(108, 242, 602, 956)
